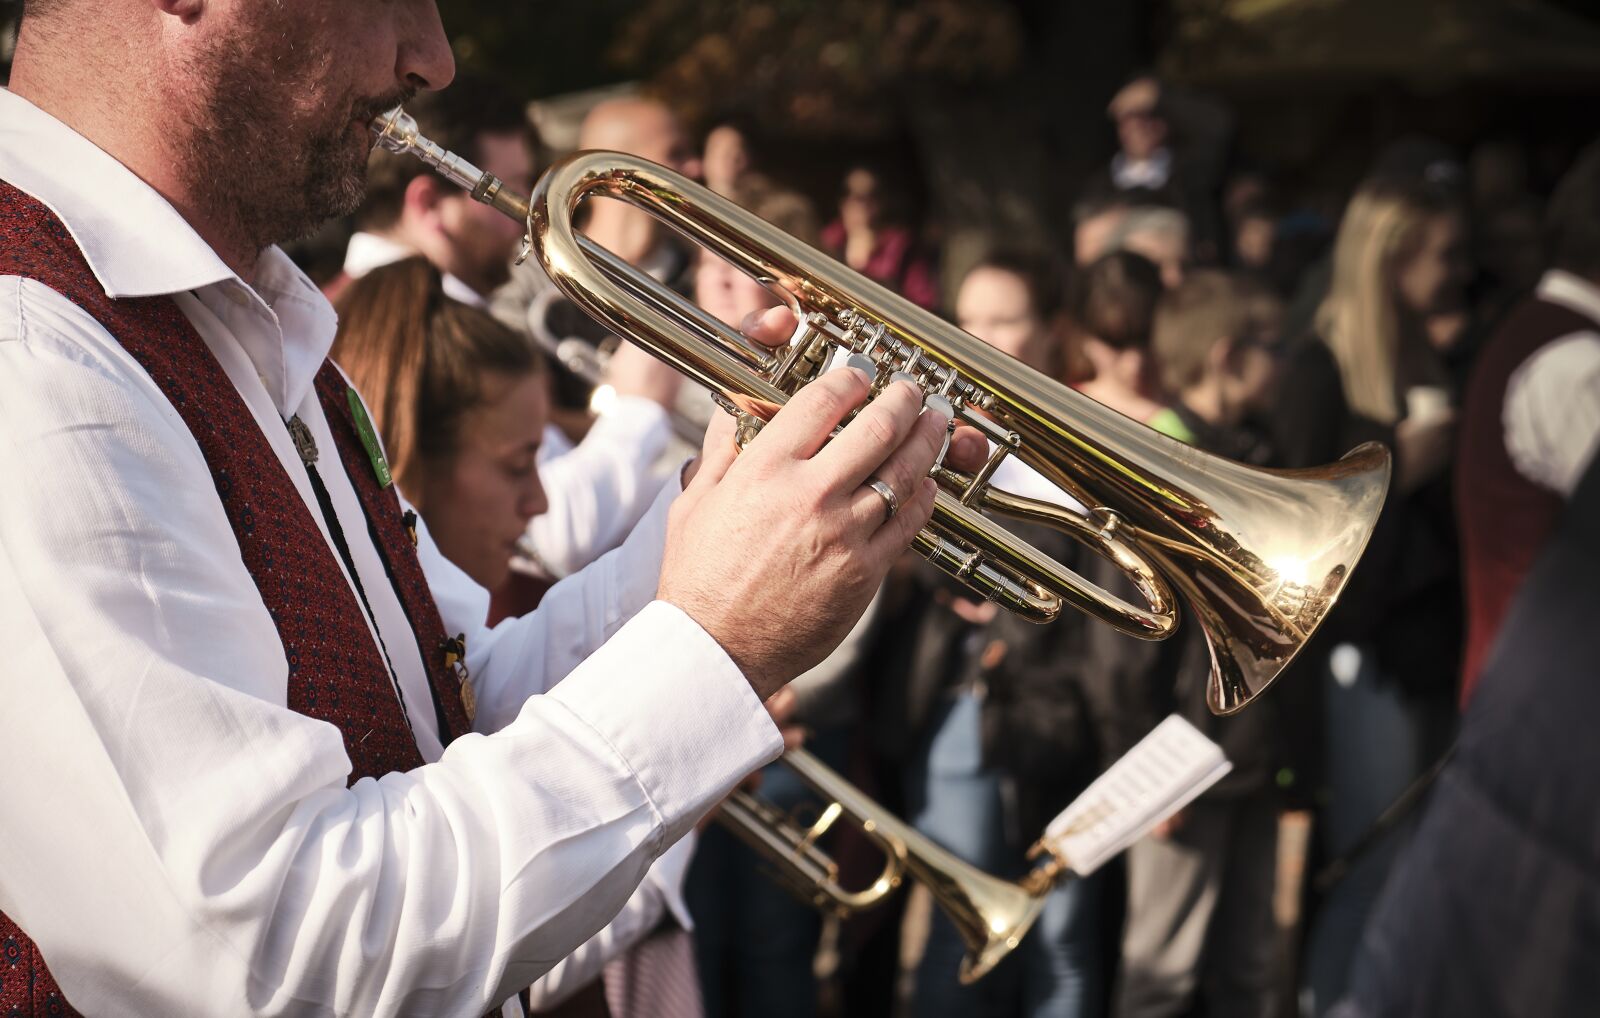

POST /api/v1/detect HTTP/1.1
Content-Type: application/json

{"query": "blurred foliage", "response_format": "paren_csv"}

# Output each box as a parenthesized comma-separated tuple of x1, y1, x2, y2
(441, 1, 642, 99)
(608, 0, 1025, 135)
(1161, 0, 1600, 87)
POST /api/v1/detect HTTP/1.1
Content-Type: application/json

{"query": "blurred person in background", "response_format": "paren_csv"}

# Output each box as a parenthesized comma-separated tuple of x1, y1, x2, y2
(703, 118, 754, 196)
(1472, 195, 1544, 323)
(1325, 132, 1600, 1018)
(956, 252, 1069, 380)
(1265, 176, 1471, 1016)
(1073, 193, 1133, 268)
(330, 257, 728, 1018)
(886, 250, 1108, 1018)
(1088, 74, 1231, 264)
(499, 95, 703, 308)
(1102, 206, 1192, 291)
(1455, 139, 1600, 707)
(1066, 251, 1178, 438)
(1104, 77, 1176, 195)
(1108, 271, 1285, 1018)
(1467, 139, 1532, 221)
(1219, 170, 1324, 297)
(1230, 199, 1278, 280)
(332, 72, 539, 305)
(486, 96, 708, 594)
(823, 163, 941, 310)
(1283, 138, 1467, 346)
(1465, 141, 1544, 331)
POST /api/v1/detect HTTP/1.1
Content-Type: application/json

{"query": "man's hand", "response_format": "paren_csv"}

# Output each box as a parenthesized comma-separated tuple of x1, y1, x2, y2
(659, 307, 985, 700)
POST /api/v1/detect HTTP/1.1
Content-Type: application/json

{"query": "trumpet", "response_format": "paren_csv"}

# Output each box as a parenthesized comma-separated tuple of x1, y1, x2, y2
(372, 107, 1388, 716)
(371, 107, 1389, 978)
(719, 747, 1066, 984)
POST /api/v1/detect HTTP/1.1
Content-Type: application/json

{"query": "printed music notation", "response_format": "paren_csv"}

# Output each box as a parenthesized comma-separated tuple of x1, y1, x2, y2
(1041, 715, 1232, 876)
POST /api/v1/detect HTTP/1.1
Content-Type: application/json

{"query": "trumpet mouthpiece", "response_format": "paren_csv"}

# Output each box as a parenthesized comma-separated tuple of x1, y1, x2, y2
(370, 107, 419, 154)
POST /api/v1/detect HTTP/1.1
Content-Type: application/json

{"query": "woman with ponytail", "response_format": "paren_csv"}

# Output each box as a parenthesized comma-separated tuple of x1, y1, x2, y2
(333, 256, 548, 592)
(332, 256, 715, 1017)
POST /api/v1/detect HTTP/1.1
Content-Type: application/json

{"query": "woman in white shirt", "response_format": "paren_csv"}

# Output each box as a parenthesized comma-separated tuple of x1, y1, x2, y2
(332, 256, 711, 1016)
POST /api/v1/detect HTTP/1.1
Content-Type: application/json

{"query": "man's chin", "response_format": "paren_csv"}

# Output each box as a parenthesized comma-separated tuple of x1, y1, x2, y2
(307, 150, 371, 221)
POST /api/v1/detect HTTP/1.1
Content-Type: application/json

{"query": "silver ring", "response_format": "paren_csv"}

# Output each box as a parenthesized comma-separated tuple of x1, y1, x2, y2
(867, 478, 899, 523)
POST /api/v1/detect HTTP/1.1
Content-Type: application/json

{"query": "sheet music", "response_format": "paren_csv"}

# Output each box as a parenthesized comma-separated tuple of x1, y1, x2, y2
(1042, 714, 1232, 876)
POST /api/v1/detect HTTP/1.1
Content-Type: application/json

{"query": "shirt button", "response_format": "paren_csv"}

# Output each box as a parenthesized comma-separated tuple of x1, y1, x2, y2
(227, 284, 250, 307)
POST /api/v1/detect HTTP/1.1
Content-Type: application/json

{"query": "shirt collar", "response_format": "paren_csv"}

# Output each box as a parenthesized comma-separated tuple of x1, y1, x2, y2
(1, 88, 340, 416)
(1537, 269, 1600, 327)
(0, 88, 235, 299)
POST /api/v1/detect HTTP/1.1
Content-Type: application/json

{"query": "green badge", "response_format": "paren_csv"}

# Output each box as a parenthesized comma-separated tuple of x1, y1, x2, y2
(346, 387, 393, 489)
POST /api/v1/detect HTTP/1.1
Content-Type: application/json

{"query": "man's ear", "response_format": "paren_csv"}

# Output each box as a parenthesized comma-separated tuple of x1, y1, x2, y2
(401, 175, 446, 225)
(151, 0, 204, 25)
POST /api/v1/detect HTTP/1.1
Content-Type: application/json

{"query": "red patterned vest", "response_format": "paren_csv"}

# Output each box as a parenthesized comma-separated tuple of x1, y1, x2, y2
(1457, 295, 1594, 704)
(0, 181, 474, 1015)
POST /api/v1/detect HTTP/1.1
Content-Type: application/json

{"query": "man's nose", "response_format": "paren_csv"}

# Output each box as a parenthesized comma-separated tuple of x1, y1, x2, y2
(396, 0, 456, 92)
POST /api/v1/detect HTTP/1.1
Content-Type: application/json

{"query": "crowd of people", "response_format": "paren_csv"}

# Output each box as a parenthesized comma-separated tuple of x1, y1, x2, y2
(290, 67, 1600, 1018)
(3, 3, 1596, 1015)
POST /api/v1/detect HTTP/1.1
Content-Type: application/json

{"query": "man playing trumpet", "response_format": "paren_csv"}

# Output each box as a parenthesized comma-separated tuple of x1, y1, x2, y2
(0, 2, 985, 1016)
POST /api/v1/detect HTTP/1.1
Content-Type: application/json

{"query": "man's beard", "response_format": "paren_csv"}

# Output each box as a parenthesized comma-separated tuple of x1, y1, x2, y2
(178, 31, 412, 254)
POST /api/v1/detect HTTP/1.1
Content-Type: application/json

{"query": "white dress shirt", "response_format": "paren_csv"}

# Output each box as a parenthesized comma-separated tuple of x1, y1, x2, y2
(340, 230, 675, 580)
(0, 88, 782, 1017)
(1504, 269, 1600, 497)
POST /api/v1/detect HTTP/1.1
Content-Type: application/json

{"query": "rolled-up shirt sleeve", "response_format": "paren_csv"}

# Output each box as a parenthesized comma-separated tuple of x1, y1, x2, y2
(0, 278, 782, 1016)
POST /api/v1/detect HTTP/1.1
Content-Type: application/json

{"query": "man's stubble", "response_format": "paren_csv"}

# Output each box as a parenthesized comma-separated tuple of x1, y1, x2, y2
(176, 12, 412, 255)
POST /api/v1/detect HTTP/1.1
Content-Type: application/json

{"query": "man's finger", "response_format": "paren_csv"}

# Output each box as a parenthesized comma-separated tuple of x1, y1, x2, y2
(840, 405, 948, 530)
(741, 363, 872, 464)
(868, 477, 939, 560)
(943, 423, 991, 475)
(739, 305, 800, 350)
(812, 378, 929, 493)
(685, 411, 739, 493)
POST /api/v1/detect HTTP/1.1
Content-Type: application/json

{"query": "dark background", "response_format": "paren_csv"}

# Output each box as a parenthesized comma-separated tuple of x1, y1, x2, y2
(5, 0, 1599, 279)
